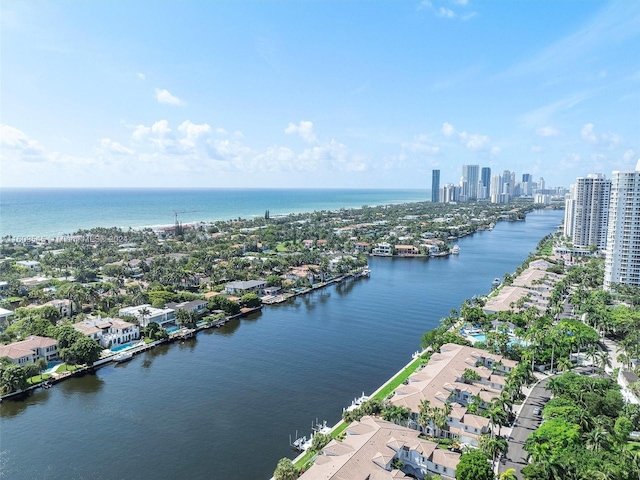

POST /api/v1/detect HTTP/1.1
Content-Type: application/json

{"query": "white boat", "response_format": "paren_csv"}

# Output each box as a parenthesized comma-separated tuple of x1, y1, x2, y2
(113, 351, 133, 363)
(451, 245, 460, 255)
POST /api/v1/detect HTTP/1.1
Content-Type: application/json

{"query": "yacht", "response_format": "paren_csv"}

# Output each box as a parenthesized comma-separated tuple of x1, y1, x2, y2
(451, 245, 460, 255)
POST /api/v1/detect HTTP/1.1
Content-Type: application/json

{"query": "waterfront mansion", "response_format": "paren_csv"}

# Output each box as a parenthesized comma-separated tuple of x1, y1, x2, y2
(389, 343, 517, 447)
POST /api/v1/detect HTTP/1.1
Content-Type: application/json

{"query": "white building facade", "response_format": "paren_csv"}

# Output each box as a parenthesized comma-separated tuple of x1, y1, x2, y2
(604, 164, 640, 290)
(568, 174, 611, 250)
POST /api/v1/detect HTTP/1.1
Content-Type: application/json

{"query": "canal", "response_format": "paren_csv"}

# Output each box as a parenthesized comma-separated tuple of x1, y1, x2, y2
(0, 209, 563, 480)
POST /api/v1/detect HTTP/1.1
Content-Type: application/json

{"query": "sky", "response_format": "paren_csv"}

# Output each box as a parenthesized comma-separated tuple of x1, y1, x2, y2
(1, 0, 639, 189)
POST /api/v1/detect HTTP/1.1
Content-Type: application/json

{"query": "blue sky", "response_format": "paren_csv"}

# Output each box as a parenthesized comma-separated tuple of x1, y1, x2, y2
(1, 0, 638, 189)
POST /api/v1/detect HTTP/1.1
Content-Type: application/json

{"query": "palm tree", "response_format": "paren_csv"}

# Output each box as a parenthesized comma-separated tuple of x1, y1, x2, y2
(487, 406, 508, 438)
(557, 357, 572, 372)
(498, 468, 517, 480)
(595, 350, 612, 375)
(139, 307, 151, 327)
(585, 427, 610, 453)
(418, 399, 433, 436)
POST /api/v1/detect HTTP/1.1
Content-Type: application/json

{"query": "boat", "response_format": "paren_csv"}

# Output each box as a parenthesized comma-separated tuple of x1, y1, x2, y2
(113, 351, 133, 363)
(451, 245, 460, 255)
(492, 277, 501, 288)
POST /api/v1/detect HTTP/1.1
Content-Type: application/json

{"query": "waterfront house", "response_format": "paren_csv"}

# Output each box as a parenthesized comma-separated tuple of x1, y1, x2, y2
(263, 286, 282, 296)
(389, 343, 517, 446)
(395, 245, 419, 256)
(118, 304, 176, 328)
(224, 280, 266, 295)
(298, 416, 459, 480)
(0, 336, 59, 366)
(165, 300, 208, 314)
(371, 242, 392, 256)
(354, 242, 370, 253)
(73, 317, 140, 348)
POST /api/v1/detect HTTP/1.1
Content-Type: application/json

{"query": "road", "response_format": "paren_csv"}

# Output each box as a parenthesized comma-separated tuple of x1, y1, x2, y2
(497, 366, 596, 479)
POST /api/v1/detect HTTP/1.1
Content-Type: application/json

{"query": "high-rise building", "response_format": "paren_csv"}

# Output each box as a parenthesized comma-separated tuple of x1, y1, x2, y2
(568, 174, 611, 250)
(480, 167, 491, 200)
(521, 174, 532, 197)
(563, 185, 575, 238)
(605, 163, 640, 290)
(440, 183, 460, 203)
(431, 169, 440, 203)
(462, 165, 480, 201)
(490, 174, 507, 204)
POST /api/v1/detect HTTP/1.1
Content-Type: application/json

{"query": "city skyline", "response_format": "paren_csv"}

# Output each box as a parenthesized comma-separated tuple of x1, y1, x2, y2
(1, 1, 639, 188)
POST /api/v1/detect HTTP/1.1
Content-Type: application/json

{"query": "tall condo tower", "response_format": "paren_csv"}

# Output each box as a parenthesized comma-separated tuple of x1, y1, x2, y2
(604, 163, 640, 290)
(461, 164, 480, 201)
(480, 167, 491, 200)
(431, 169, 440, 203)
(522, 173, 532, 196)
(569, 174, 611, 250)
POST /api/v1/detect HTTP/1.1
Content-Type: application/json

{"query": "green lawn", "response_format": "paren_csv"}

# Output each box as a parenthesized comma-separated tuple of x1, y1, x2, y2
(56, 363, 81, 373)
(293, 353, 428, 471)
(27, 373, 52, 385)
(370, 354, 428, 401)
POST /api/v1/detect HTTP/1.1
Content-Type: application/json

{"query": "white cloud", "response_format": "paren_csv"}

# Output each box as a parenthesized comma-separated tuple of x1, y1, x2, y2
(132, 124, 151, 140)
(437, 7, 455, 18)
(441, 122, 455, 136)
(581, 123, 621, 149)
(285, 120, 317, 143)
(99, 138, 133, 155)
(459, 131, 489, 151)
(0, 124, 45, 160)
(137, 72, 146, 81)
(151, 119, 171, 135)
(581, 123, 597, 143)
(154, 88, 185, 106)
(536, 126, 560, 137)
(402, 134, 441, 155)
(531, 145, 543, 153)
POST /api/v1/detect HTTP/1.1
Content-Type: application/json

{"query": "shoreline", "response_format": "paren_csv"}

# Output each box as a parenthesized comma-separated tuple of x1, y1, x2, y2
(0, 188, 429, 239)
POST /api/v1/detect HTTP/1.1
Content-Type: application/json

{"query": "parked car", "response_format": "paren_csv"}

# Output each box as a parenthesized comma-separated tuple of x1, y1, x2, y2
(533, 407, 541, 416)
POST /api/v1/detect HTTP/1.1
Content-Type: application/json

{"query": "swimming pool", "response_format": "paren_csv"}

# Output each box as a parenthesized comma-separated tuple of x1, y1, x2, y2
(469, 333, 526, 346)
(165, 326, 180, 334)
(110, 341, 140, 352)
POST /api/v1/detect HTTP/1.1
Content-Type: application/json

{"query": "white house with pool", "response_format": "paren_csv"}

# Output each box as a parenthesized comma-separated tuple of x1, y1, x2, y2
(118, 304, 175, 328)
(73, 317, 140, 348)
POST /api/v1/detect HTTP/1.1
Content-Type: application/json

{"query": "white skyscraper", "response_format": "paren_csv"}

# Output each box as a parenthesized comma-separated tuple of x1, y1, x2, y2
(604, 163, 640, 290)
(567, 174, 611, 250)
(461, 165, 480, 201)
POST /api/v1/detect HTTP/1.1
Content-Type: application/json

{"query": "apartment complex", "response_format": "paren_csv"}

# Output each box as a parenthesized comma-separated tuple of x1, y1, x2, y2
(389, 343, 517, 447)
(564, 174, 611, 251)
(604, 165, 640, 290)
(298, 416, 460, 480)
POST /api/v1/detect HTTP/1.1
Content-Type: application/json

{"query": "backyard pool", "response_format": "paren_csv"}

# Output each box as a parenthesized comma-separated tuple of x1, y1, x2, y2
(110, 341, 140, 352)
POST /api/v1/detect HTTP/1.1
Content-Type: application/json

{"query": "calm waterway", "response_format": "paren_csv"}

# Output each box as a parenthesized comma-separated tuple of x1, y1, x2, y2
(0, 209, 563, 480)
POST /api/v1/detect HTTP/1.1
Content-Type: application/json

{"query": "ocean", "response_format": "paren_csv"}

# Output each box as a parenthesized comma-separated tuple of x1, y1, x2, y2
(0, 188, 429, 239)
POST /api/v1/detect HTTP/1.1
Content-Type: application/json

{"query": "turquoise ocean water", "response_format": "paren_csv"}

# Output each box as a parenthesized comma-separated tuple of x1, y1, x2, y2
(0, 188, 429, 239)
